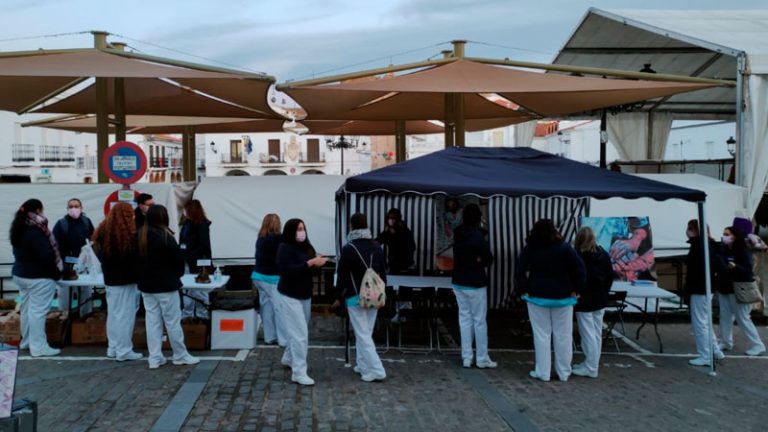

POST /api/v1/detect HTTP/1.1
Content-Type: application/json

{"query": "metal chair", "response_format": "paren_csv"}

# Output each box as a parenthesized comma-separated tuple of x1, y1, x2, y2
(394, 286, 436, 353)
(603, 290, 628, 352)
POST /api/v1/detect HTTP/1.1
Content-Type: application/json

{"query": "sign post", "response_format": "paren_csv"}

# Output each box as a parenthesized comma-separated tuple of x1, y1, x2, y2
(101, 141, 148, 215)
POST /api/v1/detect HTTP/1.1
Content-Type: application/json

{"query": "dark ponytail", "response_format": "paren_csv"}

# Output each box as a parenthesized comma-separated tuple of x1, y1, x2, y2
(10, 199, 43, 247)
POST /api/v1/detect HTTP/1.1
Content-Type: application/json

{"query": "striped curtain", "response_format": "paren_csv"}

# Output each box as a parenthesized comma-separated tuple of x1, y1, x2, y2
(337, 192, 589, 308)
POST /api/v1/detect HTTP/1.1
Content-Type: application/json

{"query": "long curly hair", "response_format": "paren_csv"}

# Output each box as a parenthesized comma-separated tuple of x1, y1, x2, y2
(93, 202, 135, 258)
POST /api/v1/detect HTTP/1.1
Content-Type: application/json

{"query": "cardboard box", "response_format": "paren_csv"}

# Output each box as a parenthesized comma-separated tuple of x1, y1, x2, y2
(45, 311, 67, 348)
(0, 312, 20, 344)
(71, 313, 107, 345)
(132, 319, 208, 351)
(211, 309, 259, 350)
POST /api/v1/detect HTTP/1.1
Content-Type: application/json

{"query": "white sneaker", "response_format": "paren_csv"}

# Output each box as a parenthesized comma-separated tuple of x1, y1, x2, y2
(571, 365, 598, 378)
(281, 358, 292, 368)
(353, 365, 362, 374)
(745, 345, 767, 357)
(476, 360, 498, 369)
(717, 342, 733, 351)
(462, 359, 472, 368)
(714, 351, 725, 361)
(173, 354, 200, 366)
(361, 372, 386, 382)
(106, 349, 116, 359)
(149, 358, 168, 369)
(292, 375, 315, 386)
(528, 370, 550, 382)
(688, 357, 710, 367)
(30, 347, 60, 357)
(19, 341, 28, 350)
(117, 352, 143, 362)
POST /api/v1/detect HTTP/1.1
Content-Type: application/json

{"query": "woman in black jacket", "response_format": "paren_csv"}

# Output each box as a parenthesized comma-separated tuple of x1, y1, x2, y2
(93, 202, 142, 362)
(335, 213, 388, 382)
(716, 226, 766, 356)
(275, 218, 327, 386)
(572, 227, 613, 378)
(253, 213, 283, 346)
(516, 219, 585, 382)
(10, 198, 61, 357)
(451, 204, 497, 369)
(53, 198, 95, 316)
(376, 208, 416, 274)
(136, 205, 199, 369)
(179, 199, 212, 319)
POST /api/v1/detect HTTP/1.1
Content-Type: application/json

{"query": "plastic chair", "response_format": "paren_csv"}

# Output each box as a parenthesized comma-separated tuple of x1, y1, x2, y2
(603, 290, 628, 352)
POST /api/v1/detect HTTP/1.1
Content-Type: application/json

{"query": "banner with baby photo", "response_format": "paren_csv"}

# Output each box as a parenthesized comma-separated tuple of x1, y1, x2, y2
(434, 196, 480, 271)
(579, 216, 656, 282)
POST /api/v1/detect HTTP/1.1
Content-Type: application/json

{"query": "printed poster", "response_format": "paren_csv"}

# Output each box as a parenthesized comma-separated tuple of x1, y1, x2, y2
(580, 216, 655, 282)
(434, 196, 479, 271)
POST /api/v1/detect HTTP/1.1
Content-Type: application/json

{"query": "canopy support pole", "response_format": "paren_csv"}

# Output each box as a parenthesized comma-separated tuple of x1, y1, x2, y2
(182, 126, 196, 182)
(455, 95, 465, 147)
(698, 201, 717, 377)
(599, 109, 607, 169)
(395, 120, 406, 162)
(735, 53, 746, 187)
(96, 77, 109, 183)
(444, 94, 455, 148)
(114, 77, 126, 142)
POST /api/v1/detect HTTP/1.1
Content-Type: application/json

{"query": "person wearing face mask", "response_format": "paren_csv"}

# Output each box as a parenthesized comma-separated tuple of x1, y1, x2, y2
(715, 226, 767, 356)
(179, 199, 212, 319)
(275, 218, 327, 386)
(376, 208, 416, 275)
(11, 199, 62, 357)
(134, 193, 154, 229)
(684, 220, 725, 367)
(53, 198, 95, 316)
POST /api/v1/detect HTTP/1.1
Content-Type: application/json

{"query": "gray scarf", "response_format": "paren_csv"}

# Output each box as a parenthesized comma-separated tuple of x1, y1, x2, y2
(347, 229, 372, 242)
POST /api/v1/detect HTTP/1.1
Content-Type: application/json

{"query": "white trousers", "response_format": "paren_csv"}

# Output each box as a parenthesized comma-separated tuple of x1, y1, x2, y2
(142, 291, 189, 365)
(15, 276, 56, 355)
(106, 284, 140, 359)
(348, 305, 386, 377)
(58, 285, 93, 316)
(576, 309, 605, 374)
(181, 289, 210, 320)
(277, 292, 311, 379)
(527, 303, 573, 381)
(719, 293, 766, 350)
(690, 294, 723, 360)
(254, 280, 284, 345)
(453, 288, 491, 363)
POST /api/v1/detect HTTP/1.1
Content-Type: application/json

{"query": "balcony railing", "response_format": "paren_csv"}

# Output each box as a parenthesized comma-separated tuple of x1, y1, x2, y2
(11, 143, 35, 163)
(299, 151, 326, 164)
(39, 145, 75, 163)
(221, 154, 246, 164)
(258, 152, 285, 165)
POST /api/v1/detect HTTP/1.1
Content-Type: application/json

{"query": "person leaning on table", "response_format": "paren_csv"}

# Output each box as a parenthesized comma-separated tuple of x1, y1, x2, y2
(275, 218, 327, 386)
(134, 204, 199, 369)
(92, 202, 143, 362)
(10, 198, 62, 357)
(53, 197, 95, 316)
(516, 219, 585, 382)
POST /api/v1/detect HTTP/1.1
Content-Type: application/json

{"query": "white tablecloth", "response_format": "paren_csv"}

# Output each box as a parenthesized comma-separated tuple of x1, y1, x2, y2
(386, 275, 453, 290)
(58, 274, 229, 292)
(611, 281, 677, 300)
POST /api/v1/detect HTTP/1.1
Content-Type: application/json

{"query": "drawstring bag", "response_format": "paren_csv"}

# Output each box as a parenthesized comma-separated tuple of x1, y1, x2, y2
(348, 243, 386, 309)
(76, 240, 102, 275)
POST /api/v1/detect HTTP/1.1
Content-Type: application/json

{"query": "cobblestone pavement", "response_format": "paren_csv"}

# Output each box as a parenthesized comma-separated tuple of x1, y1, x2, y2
(15, 316, 768, 431)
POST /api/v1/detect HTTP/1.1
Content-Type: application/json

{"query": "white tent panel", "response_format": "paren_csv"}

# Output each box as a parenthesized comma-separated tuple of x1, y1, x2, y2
(194, 176, 345, 264)
(590, 174, 747, 252)
(0, 183, 179, 266)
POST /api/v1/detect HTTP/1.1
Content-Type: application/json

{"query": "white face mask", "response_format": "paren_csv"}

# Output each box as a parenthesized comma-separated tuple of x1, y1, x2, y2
(686, 229, 696, 239)
(722, 235, 734, 246)
(387, 218, 396, 227)
(67, 208, 82, 219)
(296, 231, 307, 242)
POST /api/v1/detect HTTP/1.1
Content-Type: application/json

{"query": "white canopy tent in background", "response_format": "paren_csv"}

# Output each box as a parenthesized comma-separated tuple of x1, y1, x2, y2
(193, 176, 345, 265)
(553, 8, 768, 216)
(0, 183, 182, 266)
(608, 112, 673, 161)
(513, 120, 537, 148)
(591, 174, 748, 252)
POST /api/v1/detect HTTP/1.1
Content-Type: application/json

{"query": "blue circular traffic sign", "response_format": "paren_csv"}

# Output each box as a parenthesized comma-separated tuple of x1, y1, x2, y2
(102, 141, 147, 184)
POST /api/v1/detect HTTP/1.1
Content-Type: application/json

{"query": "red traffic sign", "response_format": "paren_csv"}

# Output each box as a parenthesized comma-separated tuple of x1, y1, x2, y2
(102, 141, 147, 184)
(103, 189, 140, 216)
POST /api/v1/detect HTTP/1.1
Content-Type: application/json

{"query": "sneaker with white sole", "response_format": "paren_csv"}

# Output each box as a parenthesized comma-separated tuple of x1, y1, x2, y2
(353, 365, 362, 374)
(462, 359, 472, 368)
(117, 352, 143, 362)
(688, 357, 710, 367)
(30, 347, 60, 357)
(106, 349, 116, 359)
(718, 342, 733, 351)
(571, 365, 598, 378)
(292, 375, 315, 386)
(148, 358, 167, 369)
(745, 345, 766, 357)
(528, 370, 550, 382)
(281, 358, 292, 368)
(476, 360, 498, 369)
(173, 354, 200, 366)
(361, 372, 386, 382)
(19, 341, 28, 350)
(714, 351, 725, 360)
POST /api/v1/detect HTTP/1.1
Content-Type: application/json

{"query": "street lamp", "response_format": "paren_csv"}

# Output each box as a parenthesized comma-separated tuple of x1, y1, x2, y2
(209, 140, 217, 154)
(326, 135, 363, 175)
(726, 136, 736, 157)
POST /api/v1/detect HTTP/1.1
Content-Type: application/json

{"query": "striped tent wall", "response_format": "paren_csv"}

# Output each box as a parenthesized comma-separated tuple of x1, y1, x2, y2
(336, 192, 589, 308)
(489, 196, 590, 308)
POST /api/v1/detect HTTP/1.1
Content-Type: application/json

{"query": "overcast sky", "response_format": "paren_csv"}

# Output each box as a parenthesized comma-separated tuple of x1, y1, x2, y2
(1, 0, 766, 82)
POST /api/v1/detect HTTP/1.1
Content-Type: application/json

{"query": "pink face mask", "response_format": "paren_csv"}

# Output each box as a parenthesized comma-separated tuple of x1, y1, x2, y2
(722, 235, 734, 246)
(296, 231, 307, 242)
(67, 208, 82, 219)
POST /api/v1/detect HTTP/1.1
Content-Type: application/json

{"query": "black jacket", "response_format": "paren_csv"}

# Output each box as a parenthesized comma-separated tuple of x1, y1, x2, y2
(52, 214, 94, 260)
(575, 247, 613, 312)
(276, 243, 315, 300)
(134, 228, 184, 294)
(713, 244, 753, 295)
(335, 239, 387, 301)
(134, 208, 146, 229)
(94, 232, 138, 286)
(376, 224, 416, 274)
(451, 225, 493, 288)
(254, 234, 281, 276)
(684, 237, 719, 297)
(12, 225, 61, 280)
(515, 241, 586, 300)
(179, 220, 212, 272)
